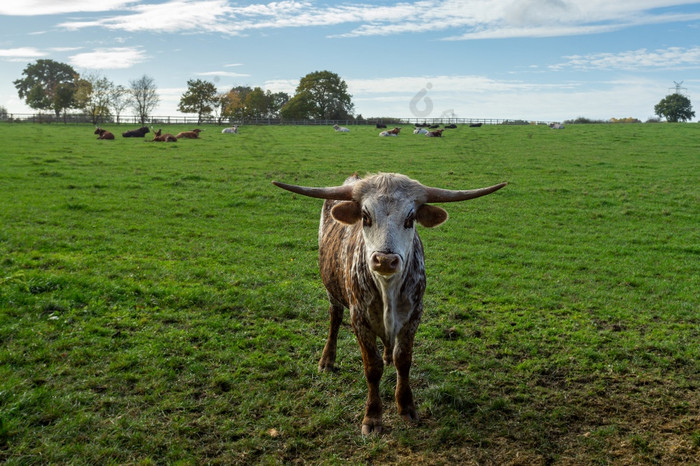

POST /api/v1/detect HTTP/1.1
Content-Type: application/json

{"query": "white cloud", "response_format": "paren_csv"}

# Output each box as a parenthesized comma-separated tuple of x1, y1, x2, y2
(59, 0, 237, 34)
(0, 47, 53, 63)
(48, 47, 83, 52)
(0, 47, 45, 59)
(0, 0, 137, 16)
(346, 75, 564, 97)
(196, 71, 250, 78)
(343, 74, 569, 119)
(341, 75, 671, 121)
(443, 23, 622, 40)
(263, 79, 298, 94)
(159, 87, 187, 100)
(551, 46, 700, 71)
(51, 0, 700, 40)
(69, 47, 147, 69)
(330, 1, 700, 39)
(50, 0, 700, 43)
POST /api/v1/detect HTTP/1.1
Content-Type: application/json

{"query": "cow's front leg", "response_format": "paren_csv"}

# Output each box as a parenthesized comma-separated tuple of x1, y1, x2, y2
(394, 331, 418, 424)
(355, 327, 384, 435)
(319, 300, 344, 372)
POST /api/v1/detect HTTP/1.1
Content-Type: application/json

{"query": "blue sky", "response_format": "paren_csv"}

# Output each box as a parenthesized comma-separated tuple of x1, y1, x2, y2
(1, 0, 699, 121)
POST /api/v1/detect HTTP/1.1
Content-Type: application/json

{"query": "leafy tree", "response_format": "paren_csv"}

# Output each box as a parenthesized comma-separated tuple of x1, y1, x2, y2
(178, 79, 218, 124)
(26, 85, 49, 112)
(219, 86, 289, 121)
(610, 117, 642, 124)
(222, 86, 251, 120)
(231, 86, 252, 103)
(0, 105, 8, 120)
(654, 93, 695, 122)
(53, 82, 76, 118)
(283, 70, 354, 120)
(129, 75, 159, 124)
(221, 90, 242, 120)
(73, 78, 93, 113)
(280, 91, 314, 120)
(244, 87, 271, 119)
(268, 91, 290, 118)
(13, 59, 79, 117)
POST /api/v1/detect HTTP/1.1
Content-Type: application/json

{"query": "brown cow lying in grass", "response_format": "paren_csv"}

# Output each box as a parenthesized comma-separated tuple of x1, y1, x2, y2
(175, 129, 202, 139)
(426, 129, 444, 137)
(379, 127, 401, 137)
(150, 128, 177, 142)
(94, 127, 114, 140)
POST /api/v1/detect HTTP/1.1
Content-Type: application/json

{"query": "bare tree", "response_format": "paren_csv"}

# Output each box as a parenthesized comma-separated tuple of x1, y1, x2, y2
(213, 92, 229, 124)
(129, 75, 159, 124)
(79, 73, 113, 125)
(110, 85, 129, 124)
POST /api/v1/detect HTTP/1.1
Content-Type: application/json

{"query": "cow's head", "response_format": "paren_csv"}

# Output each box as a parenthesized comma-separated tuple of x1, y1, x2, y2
(273, 173, 506, 279)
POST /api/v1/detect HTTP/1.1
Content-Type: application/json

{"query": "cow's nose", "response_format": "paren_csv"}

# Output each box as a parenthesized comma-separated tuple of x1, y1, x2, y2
(371, 253, 401, 276)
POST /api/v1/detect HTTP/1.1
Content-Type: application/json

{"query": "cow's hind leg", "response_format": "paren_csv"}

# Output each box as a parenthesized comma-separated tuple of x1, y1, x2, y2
(318, 298, 344, 372)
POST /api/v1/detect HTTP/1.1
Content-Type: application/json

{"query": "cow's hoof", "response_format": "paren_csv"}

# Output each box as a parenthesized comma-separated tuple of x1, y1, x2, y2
(318, 361, 336, 372)
(400, 411, 420, 425)
(361, 423, 383, 435)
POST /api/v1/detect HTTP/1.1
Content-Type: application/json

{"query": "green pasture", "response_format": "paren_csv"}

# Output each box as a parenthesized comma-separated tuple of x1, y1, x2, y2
(0, 122, 697, 464)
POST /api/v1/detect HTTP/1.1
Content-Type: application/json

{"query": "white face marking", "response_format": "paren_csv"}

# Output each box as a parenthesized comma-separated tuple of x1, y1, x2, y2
(357, 194, 421, 347)
(360, 195, 417, 277)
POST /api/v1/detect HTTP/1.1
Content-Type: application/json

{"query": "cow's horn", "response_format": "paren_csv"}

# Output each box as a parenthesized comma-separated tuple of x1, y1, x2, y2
(272, 181, 354, 200)
(425, 182, 507, 203)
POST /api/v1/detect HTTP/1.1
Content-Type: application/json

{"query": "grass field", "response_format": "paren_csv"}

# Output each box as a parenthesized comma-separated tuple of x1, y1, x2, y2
(0, 122, 698, 464)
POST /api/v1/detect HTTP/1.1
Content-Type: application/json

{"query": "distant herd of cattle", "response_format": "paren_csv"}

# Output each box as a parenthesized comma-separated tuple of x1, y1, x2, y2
(334, 122, 486, 137)
(93, 125, 239, 141)
(95, 121, 564, 141)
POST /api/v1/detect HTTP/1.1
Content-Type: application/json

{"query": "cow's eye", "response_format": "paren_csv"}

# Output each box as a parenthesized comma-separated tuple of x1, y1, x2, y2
(362, 211, 372, 227)
(404, 213, 415, 229)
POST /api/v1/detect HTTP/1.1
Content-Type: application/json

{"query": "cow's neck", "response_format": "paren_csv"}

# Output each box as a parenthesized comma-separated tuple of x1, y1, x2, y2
(372, 270, 409, 349)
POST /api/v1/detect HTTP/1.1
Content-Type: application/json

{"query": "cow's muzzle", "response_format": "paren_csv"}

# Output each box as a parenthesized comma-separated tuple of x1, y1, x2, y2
(370, 252, 401, 276)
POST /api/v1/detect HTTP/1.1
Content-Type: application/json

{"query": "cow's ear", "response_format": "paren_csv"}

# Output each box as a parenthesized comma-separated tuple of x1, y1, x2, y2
(417, 204, 448, 228)
(331, 201, 362, 225)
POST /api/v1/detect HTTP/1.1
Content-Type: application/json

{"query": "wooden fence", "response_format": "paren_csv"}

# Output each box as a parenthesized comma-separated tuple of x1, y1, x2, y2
(0, 113, 550, 126)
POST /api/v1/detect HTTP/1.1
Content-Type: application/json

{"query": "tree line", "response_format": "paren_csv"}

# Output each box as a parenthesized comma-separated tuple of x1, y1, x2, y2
(10, 59, 695, 124)
(12, 59, 356, 124)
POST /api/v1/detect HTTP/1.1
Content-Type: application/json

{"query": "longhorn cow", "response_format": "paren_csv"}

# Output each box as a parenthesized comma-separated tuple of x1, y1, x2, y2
(273, 173, 506, 434)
